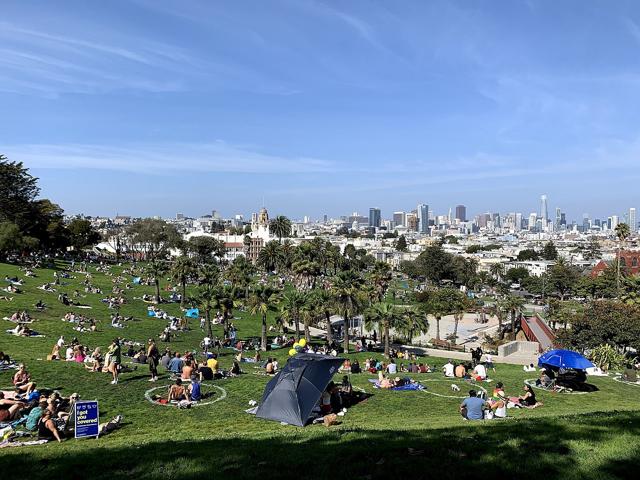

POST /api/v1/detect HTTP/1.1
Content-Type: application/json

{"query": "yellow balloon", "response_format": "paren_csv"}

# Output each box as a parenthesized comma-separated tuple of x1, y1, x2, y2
(293, 342, 300, 348)
(289, 349, 296, 356)
(298, 339, 307, 347)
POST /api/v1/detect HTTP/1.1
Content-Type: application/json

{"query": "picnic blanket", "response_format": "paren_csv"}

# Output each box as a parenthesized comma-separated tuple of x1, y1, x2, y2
(367, 379, 425, 391)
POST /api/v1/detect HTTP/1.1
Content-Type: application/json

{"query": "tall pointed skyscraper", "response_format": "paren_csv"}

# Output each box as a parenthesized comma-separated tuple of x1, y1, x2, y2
(540, 195, 549, 229)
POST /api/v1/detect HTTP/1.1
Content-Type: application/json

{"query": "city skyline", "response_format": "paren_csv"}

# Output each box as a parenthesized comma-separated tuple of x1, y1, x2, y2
(4, 1, 640, 219)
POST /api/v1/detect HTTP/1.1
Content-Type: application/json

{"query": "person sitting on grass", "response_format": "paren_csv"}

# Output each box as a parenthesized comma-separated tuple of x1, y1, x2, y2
(13, 364, 36, 395)
(168, 379, 187, 402)
(37, 410, 63, 442)
(181, 360, 195, 380)
(0, 391, 26, 422)
(25, 399, 48, 431)
(473, 362, 488, 381)
(350, 359, 361, 374)
(229, 361, 242, 377)
(460, 390, 486, 420)
(168, 352, 184, 376)
(518, 384, 543, 408)
(188, 376, 201, 402)
(265, 358, 275, 375)
(443, 359, 455, 378)
(198, 359, 213, 381)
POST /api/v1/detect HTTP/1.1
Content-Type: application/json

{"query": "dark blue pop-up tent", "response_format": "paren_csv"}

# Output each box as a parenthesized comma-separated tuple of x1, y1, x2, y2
(538, 349, 594, 370)
(256, 353, 343, 427)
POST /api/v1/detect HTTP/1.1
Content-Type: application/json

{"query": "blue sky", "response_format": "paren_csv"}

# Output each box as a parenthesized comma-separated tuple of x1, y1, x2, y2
(2, 0, 640, 221)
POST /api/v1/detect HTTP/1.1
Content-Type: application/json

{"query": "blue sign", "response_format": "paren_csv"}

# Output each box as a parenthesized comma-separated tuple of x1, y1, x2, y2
(75, 400, 100, 439)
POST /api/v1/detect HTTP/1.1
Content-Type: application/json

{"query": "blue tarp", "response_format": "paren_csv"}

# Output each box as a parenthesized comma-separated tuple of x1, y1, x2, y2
(368, 379, 425, 391)
(185, 308, 199, 319)
(132, 277, 141, 285)
(538, 349, 594, 370)
(147, 310, 156, 317)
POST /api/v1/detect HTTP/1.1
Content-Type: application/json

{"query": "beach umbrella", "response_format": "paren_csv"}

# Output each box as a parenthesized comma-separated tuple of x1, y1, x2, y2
(538, 349, 594, 370)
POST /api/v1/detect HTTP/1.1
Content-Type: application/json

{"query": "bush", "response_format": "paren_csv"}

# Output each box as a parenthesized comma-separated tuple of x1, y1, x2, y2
(589, 344, 626, 372)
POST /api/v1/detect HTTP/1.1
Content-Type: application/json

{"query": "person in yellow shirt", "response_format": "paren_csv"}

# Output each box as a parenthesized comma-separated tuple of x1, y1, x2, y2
(206, 354, 218, 373)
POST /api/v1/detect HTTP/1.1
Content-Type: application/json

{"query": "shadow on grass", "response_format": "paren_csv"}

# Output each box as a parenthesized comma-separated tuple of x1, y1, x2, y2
(1, 411, 638, 480)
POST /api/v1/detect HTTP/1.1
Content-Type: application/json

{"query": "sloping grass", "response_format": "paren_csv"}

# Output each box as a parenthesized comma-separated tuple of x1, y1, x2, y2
(0, 261, 638, 479)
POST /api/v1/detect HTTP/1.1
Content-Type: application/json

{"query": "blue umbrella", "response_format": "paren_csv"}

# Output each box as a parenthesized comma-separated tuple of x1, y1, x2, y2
(538, 349, 594, 370)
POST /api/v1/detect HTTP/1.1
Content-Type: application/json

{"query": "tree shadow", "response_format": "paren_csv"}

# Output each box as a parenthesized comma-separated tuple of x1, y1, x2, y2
(2, 411, 638, 480)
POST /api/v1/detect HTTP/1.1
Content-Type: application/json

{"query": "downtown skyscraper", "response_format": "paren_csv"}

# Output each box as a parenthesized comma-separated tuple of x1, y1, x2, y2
(417, 204, 429, 234)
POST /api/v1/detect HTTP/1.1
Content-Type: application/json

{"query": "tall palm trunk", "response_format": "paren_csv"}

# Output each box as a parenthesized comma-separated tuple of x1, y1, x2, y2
(181, 279, 186, 309)
(510, 309, 516, 339)
(294, 314, 300, 341)
(452, 314, 461, 342)
(436, 315, 441, 340)
(261, 313, 268, 351)
(155, 279, 161, 304)
(206, 306, 213, 339)
(325, 311, 333, 343)
(343, 311, 350, 353)
(223, 311, 229, 339)
(304, 319, 311, 343)
(384, 321, 390, 358)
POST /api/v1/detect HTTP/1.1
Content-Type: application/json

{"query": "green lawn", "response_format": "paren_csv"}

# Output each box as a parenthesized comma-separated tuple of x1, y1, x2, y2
(0, 261, 638, 479)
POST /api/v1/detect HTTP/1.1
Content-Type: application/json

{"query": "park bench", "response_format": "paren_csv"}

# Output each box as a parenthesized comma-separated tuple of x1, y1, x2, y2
(429, 338, 465, 352)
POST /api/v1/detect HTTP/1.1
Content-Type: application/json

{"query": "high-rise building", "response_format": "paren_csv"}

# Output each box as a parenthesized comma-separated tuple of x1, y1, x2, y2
(368, 208, 381, 228)
(515, 212, 523, 231)
(455, 205, 466, 222)
(406, 213, 418, 231)
(582, 214, 590, 232)
(630, 208, 637, 233)
(540, 195, 549, 229)
(555, 208, 561, 231)
(393, 211, 405, 227)
(323, 214, 328, 223)
(560, 213, 566, 226)
(528, 212, 538, 231)
(417, 204, 429, 234)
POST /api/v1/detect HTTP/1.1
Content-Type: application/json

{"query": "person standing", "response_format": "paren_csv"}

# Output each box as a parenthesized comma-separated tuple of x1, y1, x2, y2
(147, 339, 159, 382)
(107, 339, 121, 385)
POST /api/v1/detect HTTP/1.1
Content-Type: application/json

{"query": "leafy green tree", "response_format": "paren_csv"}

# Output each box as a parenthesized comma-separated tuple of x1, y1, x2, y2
(541, 241, 558, 260)
(248, 284, 281, 351)
(415, 287, 464, 341)
(0, 221, 36, 260)
(67, 219, 101, 251)
(584, 237, 602, 260)
(188, 236, 226, 264)
(0, 155, 39, 231)
(212, 284, 239, 339)
(548, 258, 580, 301)
(127, 218, 180, 260)
(517, 249, 540, 261)
(225, 255, 255, 299)
(269, 215, 291, 243)
(198, 283, 217, 339)
(395, 235, 408, 252)
(396, 306, 429, 344)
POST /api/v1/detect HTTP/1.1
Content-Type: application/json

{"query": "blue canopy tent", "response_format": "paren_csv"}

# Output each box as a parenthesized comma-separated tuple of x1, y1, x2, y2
(538, 349, 594, 370)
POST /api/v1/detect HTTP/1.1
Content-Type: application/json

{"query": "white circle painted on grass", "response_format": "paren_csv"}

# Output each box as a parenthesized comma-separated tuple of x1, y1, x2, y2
(418, 378, 488, 399)
(612, 375, 640, 387)
(144, 383, 227, 407)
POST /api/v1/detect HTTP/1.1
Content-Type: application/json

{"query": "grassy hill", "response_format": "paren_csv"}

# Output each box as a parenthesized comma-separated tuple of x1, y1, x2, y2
(0, 261, 638, 479)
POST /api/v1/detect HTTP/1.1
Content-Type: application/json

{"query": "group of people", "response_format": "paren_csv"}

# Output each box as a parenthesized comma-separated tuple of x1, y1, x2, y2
(62, 311, 97, 332)
(443, 359, 491, 381)
(460, 383, 543, 420)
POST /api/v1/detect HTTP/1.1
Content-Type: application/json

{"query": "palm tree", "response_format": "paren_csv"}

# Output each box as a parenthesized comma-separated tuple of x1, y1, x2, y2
(311, 288, 335, 344)
(331, 270, 364, 353)
(170, 255, 196, 308)
(226, 255, 255, 299)
(212, 284, 238, 339)
(269, 215, 292, 243)
(257, 240, 283, 273)
(292, 259, 321, 290)
(300, 293, 319, 343)
(489, 263, 504, 282)
(280, 290, 308, 340)
(369, 261, 392, 302)
(146, 259, 167, 304)
(615, 222, 631, 293)
(504, 294, 525, 339)
(198, 282, 216, 339)
(396, 306, 429, 344)
(365, 302, 403, 358)
(248, 284, 281, 351)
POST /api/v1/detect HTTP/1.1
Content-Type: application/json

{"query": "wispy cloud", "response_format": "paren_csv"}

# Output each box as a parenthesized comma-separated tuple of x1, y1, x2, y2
(4, 142, 336, 175)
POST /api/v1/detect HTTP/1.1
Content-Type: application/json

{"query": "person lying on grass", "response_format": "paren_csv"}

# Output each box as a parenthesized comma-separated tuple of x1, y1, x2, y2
(13, 364, 36, 395)
(0, 391, 26, 422)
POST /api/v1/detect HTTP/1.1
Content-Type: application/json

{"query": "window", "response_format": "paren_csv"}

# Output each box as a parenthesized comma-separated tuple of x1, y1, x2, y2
(633, 257, 638, 267)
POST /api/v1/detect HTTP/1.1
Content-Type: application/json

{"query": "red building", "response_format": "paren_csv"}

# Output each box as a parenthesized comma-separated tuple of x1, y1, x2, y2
(591, 250, 640, 277)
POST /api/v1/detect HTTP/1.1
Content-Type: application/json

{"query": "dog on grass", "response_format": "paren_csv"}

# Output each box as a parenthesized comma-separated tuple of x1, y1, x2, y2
(451, 384, 460, 392)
